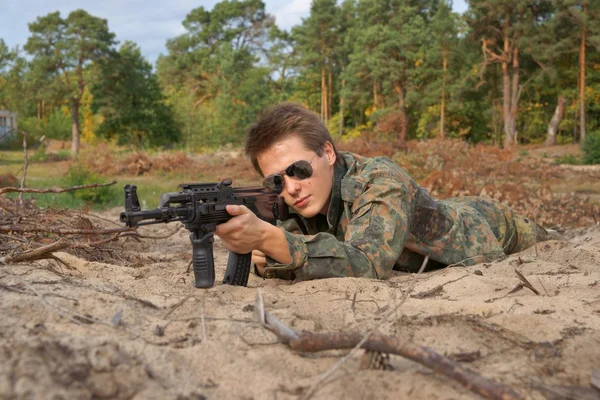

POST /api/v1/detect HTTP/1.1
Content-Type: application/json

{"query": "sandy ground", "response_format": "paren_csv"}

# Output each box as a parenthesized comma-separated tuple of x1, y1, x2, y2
(1, 207, 599, 400)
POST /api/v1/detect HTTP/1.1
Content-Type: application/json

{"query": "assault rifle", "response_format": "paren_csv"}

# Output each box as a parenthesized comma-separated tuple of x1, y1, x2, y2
(120, 180, 288, 288)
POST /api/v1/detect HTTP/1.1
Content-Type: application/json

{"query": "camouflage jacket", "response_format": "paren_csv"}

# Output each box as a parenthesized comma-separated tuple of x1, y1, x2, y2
(262, 152, 538, 281)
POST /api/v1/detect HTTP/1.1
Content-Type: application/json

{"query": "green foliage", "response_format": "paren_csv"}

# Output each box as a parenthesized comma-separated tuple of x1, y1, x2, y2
(61, 164, 120, 207)
(91, 41, 180, 147)
(31, 147, 72, 162)
(555, 154, 582, 165)
(582, 131, 600, 164)
(3, 0, 600, 151)
(24, 9, 117, 155)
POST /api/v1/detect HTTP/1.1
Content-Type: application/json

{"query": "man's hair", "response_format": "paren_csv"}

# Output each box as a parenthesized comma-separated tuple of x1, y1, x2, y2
(245, 102, 339, 176)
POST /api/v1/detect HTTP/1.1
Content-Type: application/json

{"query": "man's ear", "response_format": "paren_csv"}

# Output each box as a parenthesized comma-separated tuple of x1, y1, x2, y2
(323, 141, 336, 166)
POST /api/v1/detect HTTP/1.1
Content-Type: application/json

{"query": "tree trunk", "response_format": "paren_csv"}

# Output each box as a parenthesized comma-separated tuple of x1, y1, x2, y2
(501, 16, 517, 148)
(320, 38, 328, 123)
(340, 70, 345, 136)
(393, 80, 408, 142)
(328, 68, 332, 121)
(545, 95, 566, 146)
(579, 4, 587, 142)
(321, 63, 327, 122)
(509, 46, 520, 144)
(439, 48, 447, 139)
(501, 59, 513, 147)
(71, 100, 80, 157)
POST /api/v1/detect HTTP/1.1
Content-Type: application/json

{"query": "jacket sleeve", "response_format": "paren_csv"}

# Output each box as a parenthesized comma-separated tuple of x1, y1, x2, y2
(262, 176, 415, 280)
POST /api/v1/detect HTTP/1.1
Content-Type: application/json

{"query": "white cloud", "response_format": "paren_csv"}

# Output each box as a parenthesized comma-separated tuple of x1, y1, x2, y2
(266, 0, 311, 31)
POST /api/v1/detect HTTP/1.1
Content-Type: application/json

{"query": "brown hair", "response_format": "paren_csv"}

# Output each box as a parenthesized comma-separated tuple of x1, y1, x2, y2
(245, 102, 340, 176)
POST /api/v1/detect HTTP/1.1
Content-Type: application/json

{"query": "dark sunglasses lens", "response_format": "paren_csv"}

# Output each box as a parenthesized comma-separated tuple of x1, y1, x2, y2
(263, 174, 284, 193)
(287, 160, 313, 179)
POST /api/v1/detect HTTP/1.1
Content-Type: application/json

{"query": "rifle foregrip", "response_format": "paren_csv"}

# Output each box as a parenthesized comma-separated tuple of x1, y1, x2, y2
(191, 232, 216, 288)
(222, 252, 252, 286)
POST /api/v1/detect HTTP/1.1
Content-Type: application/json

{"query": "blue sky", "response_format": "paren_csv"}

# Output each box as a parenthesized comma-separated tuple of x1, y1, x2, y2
(1, 0, 468, 65)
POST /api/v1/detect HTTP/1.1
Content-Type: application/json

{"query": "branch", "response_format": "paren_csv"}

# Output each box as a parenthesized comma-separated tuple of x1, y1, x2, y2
(0, 225, 134, 235)
(0, 238, 70, 264)
(18, 129, 29, 207)
(0, 180, 117, 196)
(255, 287, 522, 400)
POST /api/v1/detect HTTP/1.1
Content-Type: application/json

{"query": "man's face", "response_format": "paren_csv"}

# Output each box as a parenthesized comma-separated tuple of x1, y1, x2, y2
(257, 135, 336, 218)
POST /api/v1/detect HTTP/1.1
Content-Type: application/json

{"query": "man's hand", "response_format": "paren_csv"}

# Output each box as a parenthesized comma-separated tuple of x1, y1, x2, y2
(215, 204, 292, 268)
(215, 205, 266, 254)
(252, 250, 267, 276)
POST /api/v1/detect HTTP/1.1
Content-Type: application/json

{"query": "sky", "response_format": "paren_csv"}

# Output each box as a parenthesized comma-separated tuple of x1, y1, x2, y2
(1, 0, 469, 66)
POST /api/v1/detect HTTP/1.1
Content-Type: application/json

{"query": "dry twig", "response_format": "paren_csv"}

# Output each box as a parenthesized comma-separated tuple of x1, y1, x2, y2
(514, 269, 540, 295)
(0, 180, 117, 196)
(255, 286, 522, 400)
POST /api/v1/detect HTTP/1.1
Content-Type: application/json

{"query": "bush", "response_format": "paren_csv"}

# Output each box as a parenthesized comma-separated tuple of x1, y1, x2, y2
(582, 131, 600, 164)
(32, 147, 72, 162)
(62, 164, 120, 207)
(555, 154, 581, 165)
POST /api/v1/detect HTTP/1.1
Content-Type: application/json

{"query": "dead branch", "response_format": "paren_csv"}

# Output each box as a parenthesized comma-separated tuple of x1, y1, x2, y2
(124, 225, 183, 239)
(162, 295, 194, 319)
(255, 289, 522, 400)
(0, 225, 134, 235)
(514, 269, 540, 295)
(0, 239, 70, 264)
(18, 129, 28, 207)
(265, 256, 430, 399)
(0, 180, 117, 196)
(411, 274, 469, 299)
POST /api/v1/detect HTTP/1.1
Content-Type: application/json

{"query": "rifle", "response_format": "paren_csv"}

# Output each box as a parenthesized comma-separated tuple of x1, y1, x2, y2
(119, 180, 288, 288)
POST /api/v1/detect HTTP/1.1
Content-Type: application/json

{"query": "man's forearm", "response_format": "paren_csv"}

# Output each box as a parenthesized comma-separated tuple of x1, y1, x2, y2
(259, 223, 292, 265)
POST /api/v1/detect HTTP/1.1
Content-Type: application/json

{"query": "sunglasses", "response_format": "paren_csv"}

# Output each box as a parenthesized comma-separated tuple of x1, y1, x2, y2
(262, 147, 322, 194)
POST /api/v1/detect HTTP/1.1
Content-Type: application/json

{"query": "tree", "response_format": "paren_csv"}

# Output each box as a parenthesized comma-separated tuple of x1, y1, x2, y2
(468, 0, 551, 147)
(157, 0, 276, 149)
(346, 0, 437, 141)
(91, 41, 180, 147)
(429, 0, 459, 138)
(293, 0, 339, 122)
(24, 10, 116, 156)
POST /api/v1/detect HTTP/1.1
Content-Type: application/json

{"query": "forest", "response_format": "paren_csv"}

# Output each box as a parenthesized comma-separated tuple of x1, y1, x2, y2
(0, 0, 599, 157)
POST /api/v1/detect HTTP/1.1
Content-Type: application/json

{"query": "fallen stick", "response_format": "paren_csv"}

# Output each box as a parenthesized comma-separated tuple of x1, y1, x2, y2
(299, 255, 430, 399)
(0, 180, 117, 196)
(255, 289, 522, 400)
(0, 238, 70, 264)
(18, 129, 28, 207)
(0, 225, 134, 235)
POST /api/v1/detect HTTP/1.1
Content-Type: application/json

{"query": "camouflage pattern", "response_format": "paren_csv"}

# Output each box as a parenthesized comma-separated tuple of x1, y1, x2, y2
(262, 152, 548, 281)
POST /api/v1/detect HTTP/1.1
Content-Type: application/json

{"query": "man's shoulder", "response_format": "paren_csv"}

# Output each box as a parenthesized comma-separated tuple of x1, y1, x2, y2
(341, 151, 407, 180)
(339, 151, 415, 202)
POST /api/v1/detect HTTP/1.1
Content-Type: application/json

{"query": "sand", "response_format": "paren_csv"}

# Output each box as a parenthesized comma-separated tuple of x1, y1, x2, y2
(1, 208, 599, 400)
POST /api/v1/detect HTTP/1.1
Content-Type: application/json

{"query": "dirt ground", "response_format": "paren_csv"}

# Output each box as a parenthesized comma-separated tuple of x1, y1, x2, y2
(1, 140, 600, 399)
(1, 206, 599, 400)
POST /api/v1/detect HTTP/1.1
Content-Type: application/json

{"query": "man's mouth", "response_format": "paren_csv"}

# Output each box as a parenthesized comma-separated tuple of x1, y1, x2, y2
(294, 196, 310, 207)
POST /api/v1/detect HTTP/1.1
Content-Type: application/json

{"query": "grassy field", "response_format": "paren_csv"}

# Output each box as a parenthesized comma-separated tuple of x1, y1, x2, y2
(1, 140, 598, 229)
(0, 149, 192, 210)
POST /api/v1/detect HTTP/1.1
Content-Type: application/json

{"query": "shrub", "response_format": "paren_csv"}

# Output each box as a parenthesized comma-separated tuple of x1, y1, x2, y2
(555, 154, 581, 165)
(62, 164, 120, 207)
(582, 131, 600, 164)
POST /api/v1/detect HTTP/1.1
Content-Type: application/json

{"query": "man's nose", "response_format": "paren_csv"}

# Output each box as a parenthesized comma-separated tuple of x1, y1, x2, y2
(283, 175, 301, 195)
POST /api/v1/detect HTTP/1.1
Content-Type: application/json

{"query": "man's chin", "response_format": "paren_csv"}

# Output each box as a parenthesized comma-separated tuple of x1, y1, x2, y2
(294, 206, 319, 219)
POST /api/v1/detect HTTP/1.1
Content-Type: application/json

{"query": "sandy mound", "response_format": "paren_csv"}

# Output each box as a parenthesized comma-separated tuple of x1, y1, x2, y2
(1, 208, 599, 399)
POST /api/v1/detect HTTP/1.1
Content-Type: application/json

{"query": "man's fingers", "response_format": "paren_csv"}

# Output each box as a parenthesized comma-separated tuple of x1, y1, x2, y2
(252, 250, 266, 266)
(226, 204, 251, 216)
